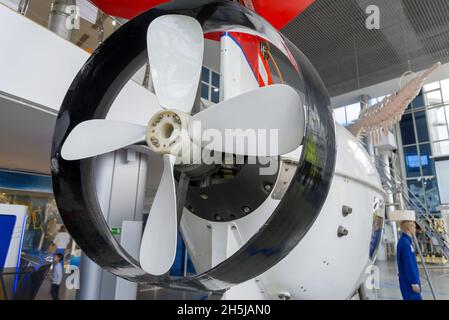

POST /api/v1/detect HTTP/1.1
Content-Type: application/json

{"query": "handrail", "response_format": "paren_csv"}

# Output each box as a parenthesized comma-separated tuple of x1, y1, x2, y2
(374, 156, 449, 258)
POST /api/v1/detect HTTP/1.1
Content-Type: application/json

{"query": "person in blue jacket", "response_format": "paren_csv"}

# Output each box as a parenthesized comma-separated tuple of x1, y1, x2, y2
(397, 220, 422, 300)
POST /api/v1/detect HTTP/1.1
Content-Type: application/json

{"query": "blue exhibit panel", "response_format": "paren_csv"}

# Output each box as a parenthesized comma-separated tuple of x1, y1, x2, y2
(0, 215, 16, 270)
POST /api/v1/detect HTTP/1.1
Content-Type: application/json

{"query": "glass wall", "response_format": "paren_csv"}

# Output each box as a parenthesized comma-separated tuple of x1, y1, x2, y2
(398, 87, 445, 213)
(424, 79, 449, 157)
(335, 78, 449, 213)
(0, 192, 57, 252)
(0, 170, 76, 264)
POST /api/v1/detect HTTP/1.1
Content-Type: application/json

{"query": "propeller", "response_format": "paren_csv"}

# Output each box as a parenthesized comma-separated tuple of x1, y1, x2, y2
(189, 84, 304, 157)
(139, 14, 204, 275)
(60, 15, 305, 276)
(60, 120, 147, 161)
(139, 154, 177, 275)
(147, 14, 204, 112)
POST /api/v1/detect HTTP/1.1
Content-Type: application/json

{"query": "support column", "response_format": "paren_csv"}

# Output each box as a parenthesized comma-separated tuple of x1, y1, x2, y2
(18, 0, 29, 15)
(77, 254, 102, 300)
(77, 151, 148, 300)
(382, 152, 399, 255)
(48, 0, 76, 41)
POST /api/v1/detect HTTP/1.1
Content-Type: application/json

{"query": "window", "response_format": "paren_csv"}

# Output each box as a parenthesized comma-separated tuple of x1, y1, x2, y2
(412, 92, 425, 109)
(345, 103, 361, 125)
(441, 79, 449, 103)
(407, 179, 425, 205)
(428, 106, 449, 142)
(403, 146, 420, 178)
(333, 103, 361, 127)
(419, 144, 435, 176)
(398, 86, 446, 213)
(423, 79, 449, 157)
(435, 159, 449, 204)
(426, 90, 443, 106)
(414, 111, 429, 143)
(201, 67, 221, 103)
(424, 178, 440, 213)
(400, 113, 416, 145)
(424, 81, 440, 92)
(369, 95, 387, 106)
(334, 107, 347, 126)
(434, 140, 449, 157)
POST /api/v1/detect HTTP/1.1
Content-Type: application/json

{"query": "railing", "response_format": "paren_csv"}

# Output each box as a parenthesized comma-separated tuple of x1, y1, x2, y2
(374, 156, 449, 260)
(3, 1, 151, 91)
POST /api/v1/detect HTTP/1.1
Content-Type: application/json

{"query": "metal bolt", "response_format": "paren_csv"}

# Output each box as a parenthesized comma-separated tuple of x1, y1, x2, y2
(342, 206, 352, 217)
(150, 137, 160, 147)
(278, 292, 291, 300)
(337, 226, 349, 237)
(242, 206, 251, 214)
(264, 184, 272, 191)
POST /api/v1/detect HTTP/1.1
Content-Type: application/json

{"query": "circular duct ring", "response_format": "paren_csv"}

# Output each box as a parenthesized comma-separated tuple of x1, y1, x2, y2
(51, 1, 336, 292)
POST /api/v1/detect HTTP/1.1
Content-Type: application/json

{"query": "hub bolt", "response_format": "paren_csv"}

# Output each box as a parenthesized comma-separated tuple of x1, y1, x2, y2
(242, 206, 251, 214)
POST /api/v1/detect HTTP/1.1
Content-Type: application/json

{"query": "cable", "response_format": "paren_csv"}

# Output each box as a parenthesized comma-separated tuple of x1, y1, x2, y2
(267, 49, 285, 84)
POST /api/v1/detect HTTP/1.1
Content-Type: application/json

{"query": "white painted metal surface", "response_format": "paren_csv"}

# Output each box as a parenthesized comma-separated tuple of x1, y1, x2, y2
(258, 126, 384, 299)
(182, 19, 385, 297)
(220, 33, 259, 100)
(147, 15, 204, 112)
(182, 125, 384, 299)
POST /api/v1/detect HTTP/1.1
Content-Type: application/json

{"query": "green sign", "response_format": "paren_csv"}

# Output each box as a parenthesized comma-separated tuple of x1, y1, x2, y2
(111, 227, 122, 236)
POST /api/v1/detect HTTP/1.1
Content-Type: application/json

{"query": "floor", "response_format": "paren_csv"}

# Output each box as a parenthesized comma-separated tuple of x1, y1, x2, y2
(138, 286, 214, 300)
(35, 274, 76, 300)
(32, 259, 449, 300)
(366, 259, 449, 300)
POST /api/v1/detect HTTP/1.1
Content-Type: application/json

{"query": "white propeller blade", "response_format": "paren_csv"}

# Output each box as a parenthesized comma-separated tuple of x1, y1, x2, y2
(147, 15, 204, 113)
(140, 154, 177, 275)
(61, 120, 147, 160)
(189, 84, 305, 157)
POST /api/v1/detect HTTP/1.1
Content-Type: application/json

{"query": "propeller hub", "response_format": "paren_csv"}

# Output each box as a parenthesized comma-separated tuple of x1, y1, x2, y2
(146, 110, 190, 156)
